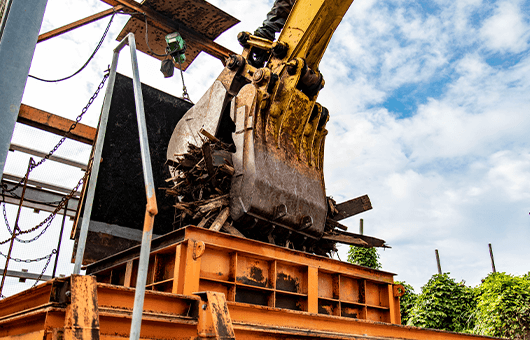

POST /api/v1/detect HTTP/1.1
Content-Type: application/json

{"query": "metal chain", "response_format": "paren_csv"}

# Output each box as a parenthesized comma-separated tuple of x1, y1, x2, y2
(0, 248, 55, 263)
(2, 201, 56, 243)
(176, 55, 192, 103)
(28, 11, 115, 83)
(32, 249, 56, 288)
(0, 170, 89, 246)
(0, 61, 109, 299)
(2, 68, 110, 194)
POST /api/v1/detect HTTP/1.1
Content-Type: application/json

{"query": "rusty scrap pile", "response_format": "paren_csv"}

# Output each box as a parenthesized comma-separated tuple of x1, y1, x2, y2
(163, 136, 385, 256)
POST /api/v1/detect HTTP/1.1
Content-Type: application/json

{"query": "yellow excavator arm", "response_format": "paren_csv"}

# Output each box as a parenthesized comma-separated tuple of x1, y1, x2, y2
(167, 0, 355, 252)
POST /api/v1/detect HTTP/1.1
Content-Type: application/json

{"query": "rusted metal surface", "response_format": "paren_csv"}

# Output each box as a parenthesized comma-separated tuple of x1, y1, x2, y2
(16, 104, 96, 145)
(86, 227, 396, 283)
(196, 292, 235, 339)
(229, 80, 328, 245)
(64, 275, 100, 339)
(0, 271, 504, 340)
(145, 0, 238, 40)
(86, 226, 399, 325)
(112, 0, 238, 70)
(227, 302, 502, 340)
(37, 6, 123, 44)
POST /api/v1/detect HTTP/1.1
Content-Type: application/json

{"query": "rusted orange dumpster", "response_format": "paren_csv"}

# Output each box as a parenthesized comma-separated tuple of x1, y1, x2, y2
(0, 227, 502, 340)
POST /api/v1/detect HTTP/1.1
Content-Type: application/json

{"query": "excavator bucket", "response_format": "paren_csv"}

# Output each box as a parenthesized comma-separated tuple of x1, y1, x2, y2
(230, 83, 329, 242)
(166, 0, 354, 247)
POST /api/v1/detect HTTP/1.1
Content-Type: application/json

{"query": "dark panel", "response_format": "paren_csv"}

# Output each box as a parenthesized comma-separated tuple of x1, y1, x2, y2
(90, 73, 192, 239)
(116, 0, 239, 70)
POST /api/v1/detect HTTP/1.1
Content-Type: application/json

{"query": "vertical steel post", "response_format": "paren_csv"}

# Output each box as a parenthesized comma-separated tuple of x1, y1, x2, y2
(435, 249, 442, 274)
(52, 201, 68, 279)
(359, 219, 364, 235)
(488, 243, 496, 273)
(127, 33, 158, 340)
(70, 33, 157, 340)
(0, 158, 33, 296)
(0, 0, 48, 179)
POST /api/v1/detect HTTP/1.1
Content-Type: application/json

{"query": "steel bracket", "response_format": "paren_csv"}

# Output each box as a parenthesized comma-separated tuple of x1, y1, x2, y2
(194, 291, 235, 340)
(193, 240, 206, 260)
(393, 284, 405, 297)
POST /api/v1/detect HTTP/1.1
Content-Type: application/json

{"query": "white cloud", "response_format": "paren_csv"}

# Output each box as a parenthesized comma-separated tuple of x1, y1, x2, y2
(322, 1, 530, 290)
(480, 0, 530, 53)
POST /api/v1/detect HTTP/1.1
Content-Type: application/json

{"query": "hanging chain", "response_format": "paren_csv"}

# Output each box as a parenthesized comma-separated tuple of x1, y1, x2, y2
(0, 169, 90, 246)
(176, 56, 192, 103)
(0, 248, 55, 263)
(28, 10, 115, 83)
(142, 14, 192, 103)
(32, 250, 56, 287)
(0, 51, 112, 301)
(2, 67, 110, 194)
(0, 68, 108, 245)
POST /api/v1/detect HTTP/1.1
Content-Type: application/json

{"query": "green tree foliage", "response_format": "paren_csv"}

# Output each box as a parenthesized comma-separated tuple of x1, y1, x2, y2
(472, 272, 530, 339)
(395, 281, 417, 325)
(407, 273, 475, 332)
(347, 246, 381, 269)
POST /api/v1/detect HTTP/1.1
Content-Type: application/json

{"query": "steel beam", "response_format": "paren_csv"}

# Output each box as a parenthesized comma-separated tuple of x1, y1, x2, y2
(37, 6, 124, 43)
(100, 0, 235, 62)
(2, 173, 81, 196)
(16, 104, 96, 145)
(0, 0, 48, 180)
(9, 144, 87, 170)
(0, 269, 52, 282)
(1, 177, 79, 217)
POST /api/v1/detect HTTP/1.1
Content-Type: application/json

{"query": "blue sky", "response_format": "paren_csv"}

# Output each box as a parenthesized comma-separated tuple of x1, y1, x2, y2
(1, 0, 529, 295)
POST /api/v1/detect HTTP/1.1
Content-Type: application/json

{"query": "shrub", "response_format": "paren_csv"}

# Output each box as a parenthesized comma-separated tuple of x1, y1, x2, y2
(472, 272, 530, 339)
(407, 273, 475, 332)
(347, 246, 382, 269)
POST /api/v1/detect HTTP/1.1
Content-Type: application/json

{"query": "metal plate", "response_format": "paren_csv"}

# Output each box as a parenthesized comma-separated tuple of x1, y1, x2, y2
(73, 73, 193, 264)
(145, 0, 238, 40)
(117, 0, 239, 70)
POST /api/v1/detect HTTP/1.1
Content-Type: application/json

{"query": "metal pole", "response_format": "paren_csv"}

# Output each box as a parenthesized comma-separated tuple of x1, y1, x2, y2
(71, 32, 157, 339)
(435, 249, 442, 274)
(73, 41, 123, 274)
(359, 219, 364, 235)
(0, 158, 33, 296)
(0, 0, 48, 179)
(488, 243, 496, 273)
(52, 200, 68, 279)
(127, 33, 158, 340)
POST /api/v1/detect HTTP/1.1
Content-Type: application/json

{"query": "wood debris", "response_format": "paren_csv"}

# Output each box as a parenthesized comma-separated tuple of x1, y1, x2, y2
(163, 141, 386, 257)
(162, 139, 234, 231)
